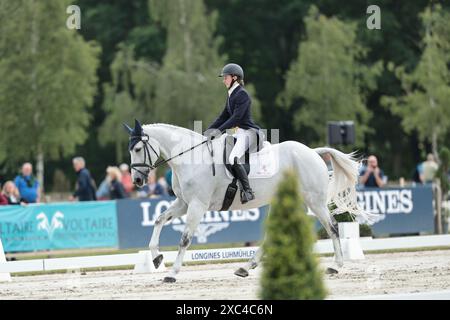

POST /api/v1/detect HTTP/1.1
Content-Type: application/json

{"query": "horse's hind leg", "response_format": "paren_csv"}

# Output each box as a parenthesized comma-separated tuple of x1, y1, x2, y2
(163, 198, 206, 283)
(309, 202, 344, 269)
(149, 198, 187, 268)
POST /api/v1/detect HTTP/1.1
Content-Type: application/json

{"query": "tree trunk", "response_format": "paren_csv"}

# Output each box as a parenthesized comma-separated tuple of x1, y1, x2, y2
(116, 140, 123, 164)
(432, 129, 440, 164)
(36, 149, 44, 200)
(435, 180, 443, 234)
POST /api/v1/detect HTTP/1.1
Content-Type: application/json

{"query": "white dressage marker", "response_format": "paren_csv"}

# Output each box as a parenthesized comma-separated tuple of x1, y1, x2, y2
(0, 238, 11, 282)
(338, 222, 365, 260)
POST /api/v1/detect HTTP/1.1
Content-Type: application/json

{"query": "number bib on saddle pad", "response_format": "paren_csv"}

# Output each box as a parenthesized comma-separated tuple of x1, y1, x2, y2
(224, 140, 278, 179)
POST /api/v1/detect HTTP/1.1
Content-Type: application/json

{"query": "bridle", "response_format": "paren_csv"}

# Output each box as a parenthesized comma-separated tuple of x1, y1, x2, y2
(129, 134, 160, 177)
(129, 134, 211, 178)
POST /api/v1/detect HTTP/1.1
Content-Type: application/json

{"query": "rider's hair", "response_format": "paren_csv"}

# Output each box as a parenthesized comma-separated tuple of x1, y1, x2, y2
(233, 75, 244, 87)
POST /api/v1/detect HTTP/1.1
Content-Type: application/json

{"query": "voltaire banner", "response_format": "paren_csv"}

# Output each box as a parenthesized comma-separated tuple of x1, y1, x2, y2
(0, 201, 118, 252)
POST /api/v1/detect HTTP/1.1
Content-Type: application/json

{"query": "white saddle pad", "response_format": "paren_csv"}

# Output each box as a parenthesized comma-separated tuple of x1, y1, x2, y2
(225, 141, 278, 179)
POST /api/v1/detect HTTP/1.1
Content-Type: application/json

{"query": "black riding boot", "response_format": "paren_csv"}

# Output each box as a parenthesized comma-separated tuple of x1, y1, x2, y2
(232, 163, 255, 204)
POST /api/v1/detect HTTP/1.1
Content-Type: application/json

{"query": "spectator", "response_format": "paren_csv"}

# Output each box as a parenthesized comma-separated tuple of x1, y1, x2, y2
(137, 171, 165, 198)
(158, 176, 168, 194)
(412, 162, 424, 184)
(320, 152, 333, 172)
(359, 155, 385, 188)
(14, 163, 40, 203)
(165, 168, 175, 196)
(422, 153, 438, 184)
(119, 163, 134, 195)
(70, 157, 96, 201)
(96, 174, 111, 200)
(106, 166, 127, 199)
(2, 181, 26, 205)
(0, 185, 8, 205)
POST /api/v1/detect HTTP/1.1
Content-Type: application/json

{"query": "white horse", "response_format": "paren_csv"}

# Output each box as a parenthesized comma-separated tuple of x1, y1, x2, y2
(124, 120, 373, 283)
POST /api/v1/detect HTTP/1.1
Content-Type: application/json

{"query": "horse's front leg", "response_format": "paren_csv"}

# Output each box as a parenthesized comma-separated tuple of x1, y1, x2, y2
(163, 198, 206, 283)
(149, 198, 187, 268)
(234, 239, 264, 277)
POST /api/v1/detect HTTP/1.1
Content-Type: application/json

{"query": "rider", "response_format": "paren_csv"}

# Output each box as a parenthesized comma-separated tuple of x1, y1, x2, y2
(205, 63, 261, 204)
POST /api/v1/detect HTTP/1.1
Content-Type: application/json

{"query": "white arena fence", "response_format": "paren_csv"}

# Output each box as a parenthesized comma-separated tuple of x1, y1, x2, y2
(1, 232, 449, 277)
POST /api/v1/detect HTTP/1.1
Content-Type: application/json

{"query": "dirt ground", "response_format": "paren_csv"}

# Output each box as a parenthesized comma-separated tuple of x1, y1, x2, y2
(1, 250, 449, 300)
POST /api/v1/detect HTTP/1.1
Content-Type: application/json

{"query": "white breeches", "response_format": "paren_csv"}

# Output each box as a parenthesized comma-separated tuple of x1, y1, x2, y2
(229, 128, 253, 164)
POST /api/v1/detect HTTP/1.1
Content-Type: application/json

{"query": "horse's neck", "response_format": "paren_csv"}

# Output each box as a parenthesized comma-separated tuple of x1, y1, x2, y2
(143, 124, 204, 167)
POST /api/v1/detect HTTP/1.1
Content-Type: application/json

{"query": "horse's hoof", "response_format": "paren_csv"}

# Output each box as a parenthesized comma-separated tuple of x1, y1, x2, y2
(163, 276, 176, 283)
(153, 254, 164, 269)
(234, 268, 249, 278)
(325, 267, 339, 275)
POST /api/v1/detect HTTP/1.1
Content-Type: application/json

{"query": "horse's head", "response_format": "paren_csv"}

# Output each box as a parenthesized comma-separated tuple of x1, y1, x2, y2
(123, 119, 161, 188)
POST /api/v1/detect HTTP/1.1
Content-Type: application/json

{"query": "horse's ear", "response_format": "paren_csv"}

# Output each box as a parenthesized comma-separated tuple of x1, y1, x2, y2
(123, 123, 133, 135)
(134, 119, 143, 134)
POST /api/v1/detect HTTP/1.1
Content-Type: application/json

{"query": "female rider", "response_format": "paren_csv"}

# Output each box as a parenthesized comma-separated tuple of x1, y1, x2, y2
(205, 63, 261, 204)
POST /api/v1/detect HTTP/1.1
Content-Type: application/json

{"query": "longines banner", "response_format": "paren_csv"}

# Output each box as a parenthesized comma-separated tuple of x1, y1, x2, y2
(0, 201, 118, 252)
(116, 197, 270, 249)
(116, 186, 434, 249)
(0, 186, 435, 252)
(356, 186, 434, 235)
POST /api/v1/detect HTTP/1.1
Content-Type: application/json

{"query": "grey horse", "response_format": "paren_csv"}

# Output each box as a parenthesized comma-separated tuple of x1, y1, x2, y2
(124, 120, 373, 283)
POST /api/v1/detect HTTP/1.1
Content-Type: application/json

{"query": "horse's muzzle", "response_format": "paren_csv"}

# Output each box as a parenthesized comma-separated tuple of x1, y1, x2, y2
(134, 177, 143, 187)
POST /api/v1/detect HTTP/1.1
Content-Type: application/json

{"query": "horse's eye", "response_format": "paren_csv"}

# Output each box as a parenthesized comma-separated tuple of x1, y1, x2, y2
(135, 148, 142, 153)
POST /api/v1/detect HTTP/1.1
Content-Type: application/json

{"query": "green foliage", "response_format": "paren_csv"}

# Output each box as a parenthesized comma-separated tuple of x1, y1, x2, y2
(147, 0, 225, 127)
(381, 5, 450, 156)
(148, 0, 262, 128)
(260, 169, 326, 300)
(278, 5, 382, 146)
(317, 211, 373, 239)
(99, 0, 263, 164)
(0, 0, 100, 168)
(98, 44, 157, 162)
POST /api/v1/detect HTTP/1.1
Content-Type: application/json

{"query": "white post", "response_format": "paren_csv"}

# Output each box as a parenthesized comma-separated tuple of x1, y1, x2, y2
(338, 222, 365, 260)
(0, 238, 12, 282)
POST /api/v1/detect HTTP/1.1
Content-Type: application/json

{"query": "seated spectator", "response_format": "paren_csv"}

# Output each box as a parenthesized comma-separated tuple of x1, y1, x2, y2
(14, 162, 40, 203)
(359, 155, 385, 188)
(422, 153, 438, 184)
(106, 166, 127, 199)
(119, 163, 134, 195)
(2, 181, 26, 205)
(136, 171, 165, 198)
(70, 157, 96, 201)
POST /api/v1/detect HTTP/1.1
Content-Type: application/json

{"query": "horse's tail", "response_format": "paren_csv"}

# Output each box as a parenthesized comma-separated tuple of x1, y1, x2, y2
(314, 147, 379, 225)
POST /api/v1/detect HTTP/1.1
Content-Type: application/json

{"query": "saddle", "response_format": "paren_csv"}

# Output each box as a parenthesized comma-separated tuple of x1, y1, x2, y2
(220, 130, 272, 211)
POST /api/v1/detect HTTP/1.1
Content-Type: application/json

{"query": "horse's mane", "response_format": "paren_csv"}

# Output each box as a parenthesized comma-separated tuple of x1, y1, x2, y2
(143, 123, 205, 139)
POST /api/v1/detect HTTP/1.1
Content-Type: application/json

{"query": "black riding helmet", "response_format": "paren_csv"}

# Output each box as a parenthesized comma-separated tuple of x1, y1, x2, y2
(219, 63, 244, 80)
